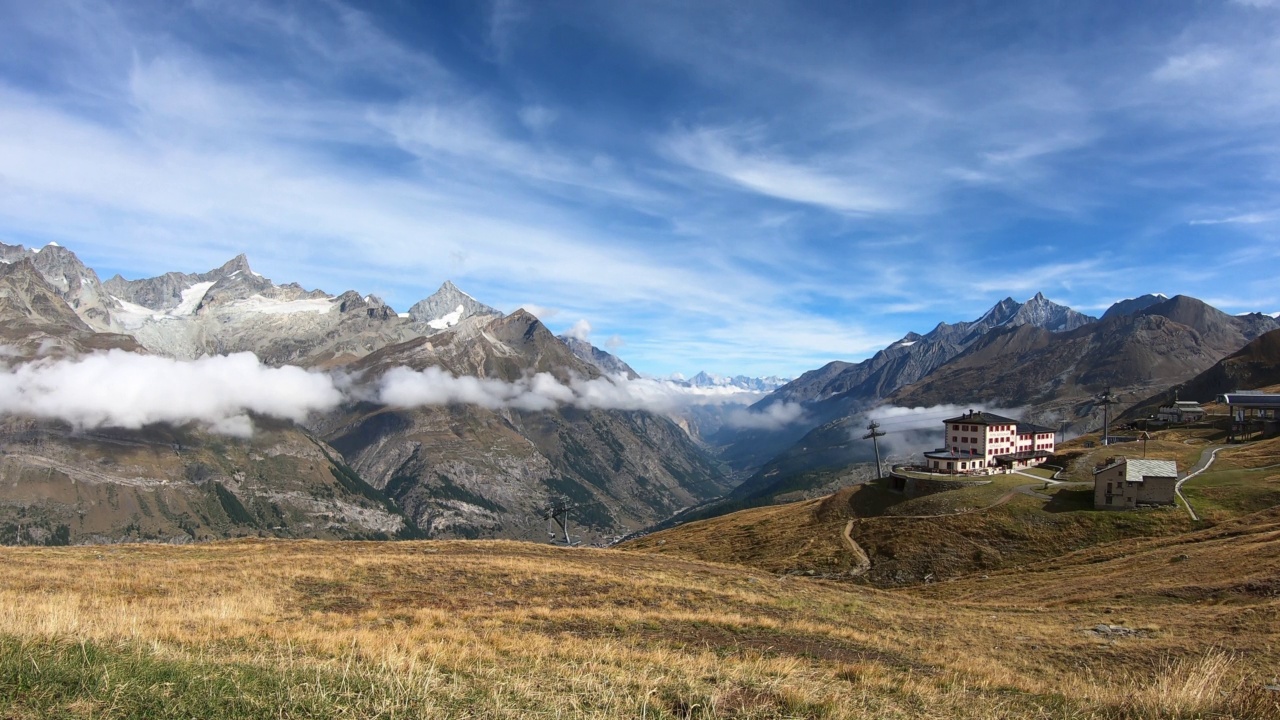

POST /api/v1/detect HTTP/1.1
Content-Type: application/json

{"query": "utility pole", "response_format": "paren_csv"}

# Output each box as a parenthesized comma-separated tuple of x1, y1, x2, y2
(862, 420, 886, 478)
(1097, 387, 1119, 446)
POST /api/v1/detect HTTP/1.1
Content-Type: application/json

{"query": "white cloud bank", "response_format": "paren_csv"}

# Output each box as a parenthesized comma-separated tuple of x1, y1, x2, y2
(0, 351, 344, 437)
(377, 366, 800, 427)
(723, 402, 806, 430)
(0, 351, 806, 436)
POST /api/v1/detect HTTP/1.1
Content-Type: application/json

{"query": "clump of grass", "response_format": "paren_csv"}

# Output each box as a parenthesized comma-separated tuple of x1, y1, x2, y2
(1066, 651, 1279, 720)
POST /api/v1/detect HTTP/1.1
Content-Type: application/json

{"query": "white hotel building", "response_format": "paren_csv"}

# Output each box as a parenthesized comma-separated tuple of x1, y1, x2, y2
(923, 410, 1057, 474)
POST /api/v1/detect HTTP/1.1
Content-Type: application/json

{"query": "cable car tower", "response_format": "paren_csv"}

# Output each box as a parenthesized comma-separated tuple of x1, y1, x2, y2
(542, 495, 582, 546)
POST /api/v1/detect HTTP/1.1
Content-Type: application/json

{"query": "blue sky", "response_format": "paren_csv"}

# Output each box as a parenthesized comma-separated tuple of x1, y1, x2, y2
(1, 1, 1278, 378)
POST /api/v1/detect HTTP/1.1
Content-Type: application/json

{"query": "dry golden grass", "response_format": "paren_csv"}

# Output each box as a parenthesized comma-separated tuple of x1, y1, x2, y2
(1, 535, 1277, 718)
(625, 477, 1198, 587)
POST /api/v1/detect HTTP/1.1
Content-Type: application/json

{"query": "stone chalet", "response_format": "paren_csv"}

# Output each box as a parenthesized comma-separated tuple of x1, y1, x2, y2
(1092, 457, 1178, 509)
(1156, 400, 1205, 424)
(923, 410, 1057, 475)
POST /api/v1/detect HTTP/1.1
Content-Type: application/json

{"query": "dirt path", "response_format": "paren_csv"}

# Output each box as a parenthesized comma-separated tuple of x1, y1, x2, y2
(1175, 444, 1227, 521)
(839, 520, 872, 576)
(835, 481, 1052, 574)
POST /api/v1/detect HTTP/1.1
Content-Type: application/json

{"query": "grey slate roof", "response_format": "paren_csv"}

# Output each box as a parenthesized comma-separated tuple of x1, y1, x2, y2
(942, 411, 1021, 425)
(942, 411, 1056, 437)
(1017, 422, 1056, 436)
(1124, 459, 1178, 482)
(1093, 458, 1178, 481)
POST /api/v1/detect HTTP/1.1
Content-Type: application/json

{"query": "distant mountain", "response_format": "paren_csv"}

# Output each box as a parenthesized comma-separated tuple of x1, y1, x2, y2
(714, 293, 1280, 507)
(1101, 293, 1167, 320)
(891, 294, 1280, 432)
(67, 249, 508, 366)
(0, 242, 731, 544)
(1122, 328, 1280, 420)
(407, 280, 501, 329)
(558, 335, 640, 379)
(0, 259, 138, 358)
(715, 293, 1096, 472)
(319, 311, 730, 540)
(679, 371, 790, 394)
(1007, 291, 1095, 332)
(3, 242, 119, 331)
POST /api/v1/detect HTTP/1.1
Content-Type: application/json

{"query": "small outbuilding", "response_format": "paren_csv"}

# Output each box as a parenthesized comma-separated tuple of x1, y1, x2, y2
(1156, 400, 1205, 424)
(1092, 457, 1178, 510)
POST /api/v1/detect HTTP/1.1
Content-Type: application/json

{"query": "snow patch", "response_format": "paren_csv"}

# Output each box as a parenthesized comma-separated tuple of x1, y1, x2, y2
(232, 295, 336, 315)
(110, 296, 170, 330)
(174, 281, 216, 316)
(428, 304, 465, 330)
(397, 312, 410, 319)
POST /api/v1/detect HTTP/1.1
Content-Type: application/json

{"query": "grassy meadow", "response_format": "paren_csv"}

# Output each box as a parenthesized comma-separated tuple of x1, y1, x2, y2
(0, 534, 1277, 719)
(1, 423, 1278, 718)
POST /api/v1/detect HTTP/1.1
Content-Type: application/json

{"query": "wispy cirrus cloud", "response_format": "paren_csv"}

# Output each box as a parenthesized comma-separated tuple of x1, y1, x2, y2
(661, 126, 907, 214)
(1, 0, 1280, 378)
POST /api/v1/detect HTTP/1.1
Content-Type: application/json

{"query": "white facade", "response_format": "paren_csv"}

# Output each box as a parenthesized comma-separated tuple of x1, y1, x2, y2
(924, 411, 1056, 474)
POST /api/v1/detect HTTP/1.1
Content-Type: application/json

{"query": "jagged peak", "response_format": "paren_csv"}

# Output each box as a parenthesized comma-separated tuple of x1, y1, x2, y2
(216, 253, 253, 276)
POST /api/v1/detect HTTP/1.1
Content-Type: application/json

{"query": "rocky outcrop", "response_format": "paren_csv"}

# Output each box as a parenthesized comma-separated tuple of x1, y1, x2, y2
(559, 335, 640, 379)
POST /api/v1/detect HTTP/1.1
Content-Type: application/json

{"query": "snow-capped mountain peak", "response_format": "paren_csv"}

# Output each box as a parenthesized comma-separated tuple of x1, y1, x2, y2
(408, 281, 501, 328)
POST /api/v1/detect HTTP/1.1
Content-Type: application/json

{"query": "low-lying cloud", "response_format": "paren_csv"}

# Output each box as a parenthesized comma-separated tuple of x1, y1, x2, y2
(0, 350, 343, 437)
(861, 403, 1029, 457)
(377, 366, 795, 422)
(0, 351, 806, 437)
(723, 401, 805, 430)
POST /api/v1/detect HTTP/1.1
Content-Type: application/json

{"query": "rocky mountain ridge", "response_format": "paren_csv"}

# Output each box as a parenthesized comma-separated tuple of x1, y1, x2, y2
(0, 243, 730, 544)
(712, 293, 1280, 507)
(558, 335, 640, 379)
(714, 292, 1098, 472)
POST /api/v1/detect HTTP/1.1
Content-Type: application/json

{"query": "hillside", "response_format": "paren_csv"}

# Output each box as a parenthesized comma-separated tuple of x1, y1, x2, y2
(1123, 328, 1280, 419)
(1, 535, 1276, 719)
(0, 416, 418, 545)
(315, 310, 730, 542)
(624, 424, 1255, 586)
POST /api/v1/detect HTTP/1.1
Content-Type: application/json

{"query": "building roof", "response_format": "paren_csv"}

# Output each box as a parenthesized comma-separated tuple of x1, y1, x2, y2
(942, 411, 1022, 426)
(1221, 393, 1280, 408)
(942, 411, 1056, 437)
(1093, 457, 1178, 481)
(1173, 401, 1203, 409)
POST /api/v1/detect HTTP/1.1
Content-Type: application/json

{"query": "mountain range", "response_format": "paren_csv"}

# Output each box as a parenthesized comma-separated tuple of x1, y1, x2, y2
(0, 242, 729, 544)
(707, 292, 1280, 508)
(3, 239, 1279, 543)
